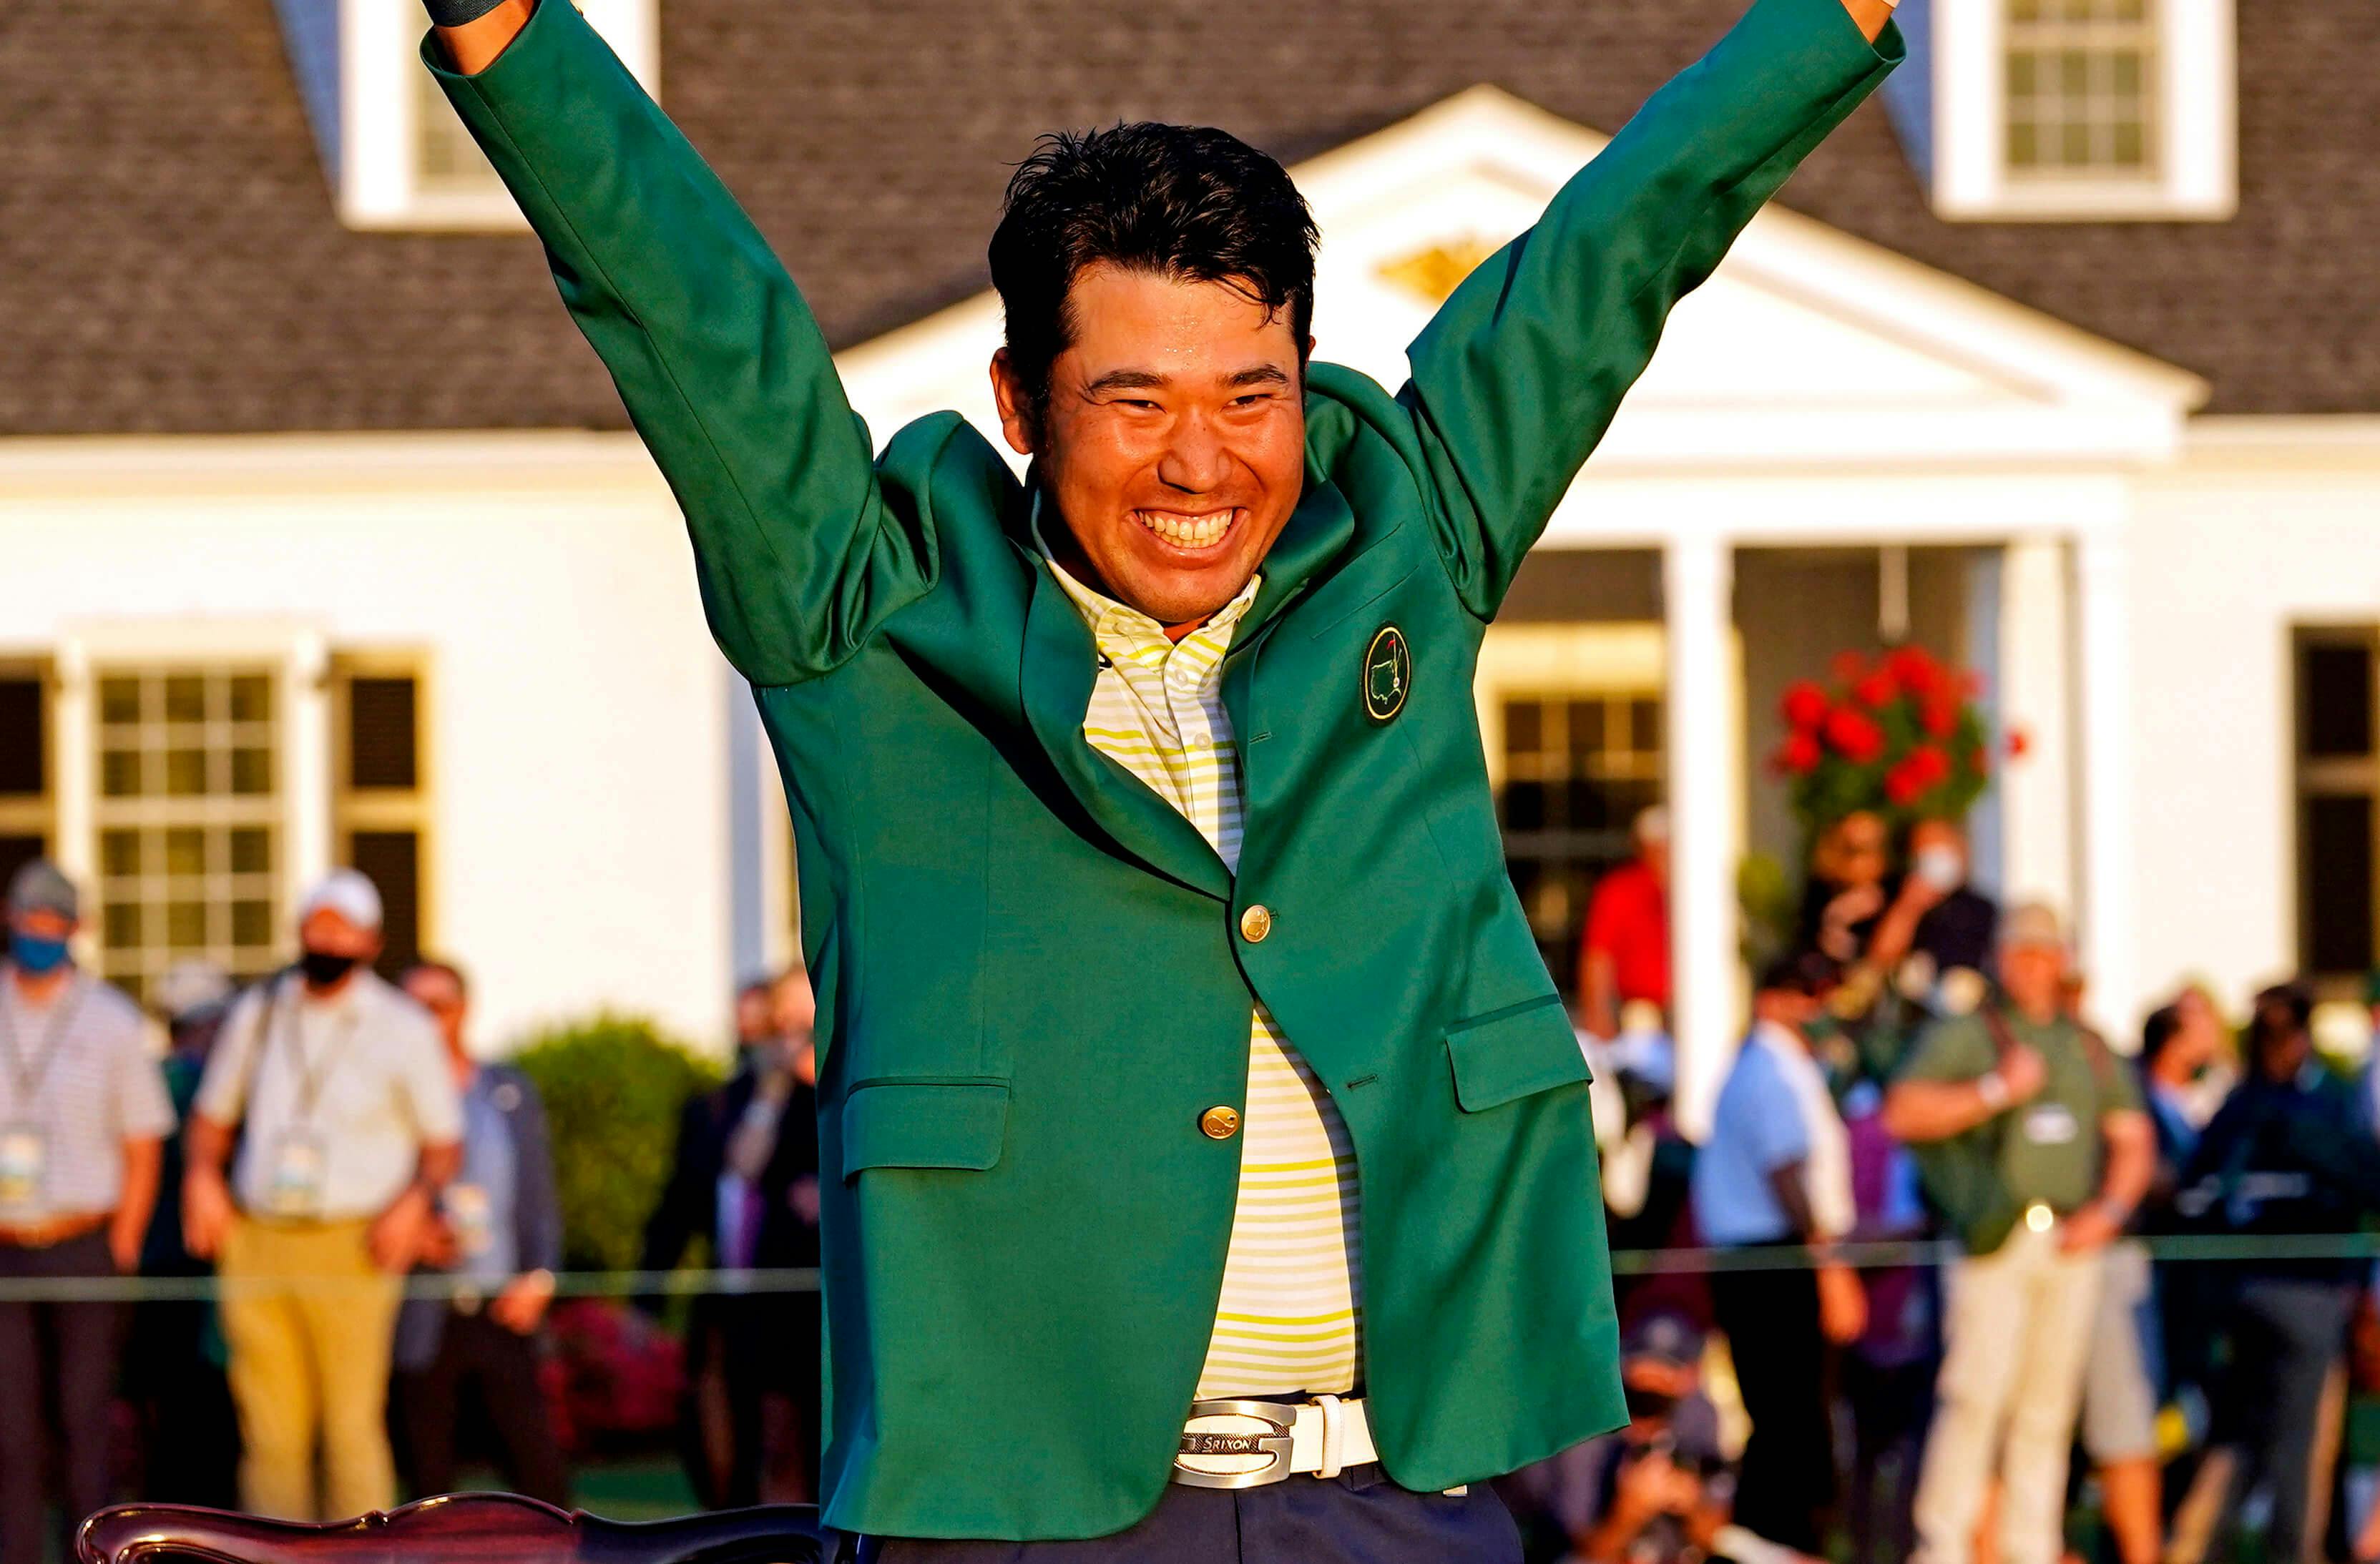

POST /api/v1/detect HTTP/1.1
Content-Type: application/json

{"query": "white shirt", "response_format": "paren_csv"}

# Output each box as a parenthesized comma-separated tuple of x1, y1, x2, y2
(195, 969, 463, 1221)
(0, 969, 175, 1220)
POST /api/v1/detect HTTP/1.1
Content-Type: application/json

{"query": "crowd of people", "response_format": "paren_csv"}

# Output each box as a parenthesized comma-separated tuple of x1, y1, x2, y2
(1506, 806, 2380, 1564)
(0, 855, 827, 1559)
(11, 810, 2380, 1562)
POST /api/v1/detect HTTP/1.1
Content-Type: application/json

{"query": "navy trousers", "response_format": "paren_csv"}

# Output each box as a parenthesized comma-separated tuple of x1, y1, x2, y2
(843, 1462, 1522, 1563)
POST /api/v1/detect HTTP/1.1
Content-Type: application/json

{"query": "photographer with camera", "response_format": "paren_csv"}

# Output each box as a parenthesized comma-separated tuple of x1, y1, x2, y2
(1501, 1314, 1735, 1564)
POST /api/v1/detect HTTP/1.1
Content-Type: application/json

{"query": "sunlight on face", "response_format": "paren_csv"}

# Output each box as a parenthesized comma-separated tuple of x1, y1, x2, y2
(994, 265, 1308, 633)
(2000, 940, 2067, 1017)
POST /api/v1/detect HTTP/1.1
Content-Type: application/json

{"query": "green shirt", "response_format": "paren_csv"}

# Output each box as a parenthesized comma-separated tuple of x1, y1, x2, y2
(1902, 1010, 2142, 1214)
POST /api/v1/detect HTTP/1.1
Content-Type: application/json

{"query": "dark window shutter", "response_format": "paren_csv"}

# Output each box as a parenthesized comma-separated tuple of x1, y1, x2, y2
(0, 837, 46, 897)
(352, 830, 421, 977)
(2305, 797, 2376, 978)
(348, 679, 419, 791)
(2305, 644, 2376, 760)
(0, 680, 44, 797)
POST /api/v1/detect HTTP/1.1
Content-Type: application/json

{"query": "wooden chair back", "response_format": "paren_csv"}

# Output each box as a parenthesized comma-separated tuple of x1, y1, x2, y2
(77, 1495, 827, 1564)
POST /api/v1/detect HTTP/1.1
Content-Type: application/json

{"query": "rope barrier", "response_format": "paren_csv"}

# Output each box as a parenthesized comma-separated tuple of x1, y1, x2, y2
(3, 1231, 2371, 1302)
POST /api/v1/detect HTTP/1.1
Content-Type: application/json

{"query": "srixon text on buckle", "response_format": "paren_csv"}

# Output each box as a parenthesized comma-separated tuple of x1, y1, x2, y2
(1172, 1400, 1296, 1490)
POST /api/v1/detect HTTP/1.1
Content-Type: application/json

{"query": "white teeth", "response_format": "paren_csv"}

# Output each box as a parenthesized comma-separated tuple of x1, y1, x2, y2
(1135, 509, 1235, 548)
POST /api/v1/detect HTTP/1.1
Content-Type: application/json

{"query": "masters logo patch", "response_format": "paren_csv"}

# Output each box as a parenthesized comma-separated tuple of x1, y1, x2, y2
(1363, 625, 1411, 724)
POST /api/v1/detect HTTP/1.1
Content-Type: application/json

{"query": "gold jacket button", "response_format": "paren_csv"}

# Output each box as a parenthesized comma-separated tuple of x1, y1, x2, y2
(1200, 1106, 1242, 1140)
(1239, 904, 1273, 943)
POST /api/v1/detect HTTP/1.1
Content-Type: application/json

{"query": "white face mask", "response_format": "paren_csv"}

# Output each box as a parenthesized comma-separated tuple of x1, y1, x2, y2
(1914, 845, 1965, 892)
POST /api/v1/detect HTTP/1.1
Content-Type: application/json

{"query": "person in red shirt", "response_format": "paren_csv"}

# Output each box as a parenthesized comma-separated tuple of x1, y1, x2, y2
(1579, 807, 1672, 1039)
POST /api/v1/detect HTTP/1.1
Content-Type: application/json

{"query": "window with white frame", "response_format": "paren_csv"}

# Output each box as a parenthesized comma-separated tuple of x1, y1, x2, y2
(1498, 692, 1665, 998)
(2004, 0, 2158, 176)
(341, 0, 660, 231)
(2296, 627, 2380, 986)
(1929, 0, 2235, 222)
(92, 669, 283, 1003)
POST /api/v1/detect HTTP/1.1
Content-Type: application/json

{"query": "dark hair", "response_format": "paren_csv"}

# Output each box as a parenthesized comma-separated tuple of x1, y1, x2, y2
(1756, 950, 1841, 1000)
(2247, 981, 2313, 1068)
(2140, 1003, 2184, 1065)
(989, 122, 1319, 432)
(404, 957, 469, 999)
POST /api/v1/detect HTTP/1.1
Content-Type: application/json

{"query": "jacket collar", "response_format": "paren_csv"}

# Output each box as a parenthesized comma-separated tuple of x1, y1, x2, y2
(1009, 454, 1357, 901)
(1019, 491, 1233, 900)
(1235, 453, 1357, 645)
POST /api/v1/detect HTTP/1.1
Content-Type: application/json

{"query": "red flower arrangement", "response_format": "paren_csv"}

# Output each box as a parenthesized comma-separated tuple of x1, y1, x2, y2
(1771, 644, 2004, 832)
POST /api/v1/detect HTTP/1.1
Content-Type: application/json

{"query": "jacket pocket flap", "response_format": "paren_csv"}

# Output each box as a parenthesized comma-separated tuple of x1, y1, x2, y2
(842, 1080, 1010, 1177)
(1445, 998, 1590, 1113)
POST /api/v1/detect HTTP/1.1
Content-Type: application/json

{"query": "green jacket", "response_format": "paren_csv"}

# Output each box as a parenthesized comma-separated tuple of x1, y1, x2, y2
(433, 0, 1897, 1538)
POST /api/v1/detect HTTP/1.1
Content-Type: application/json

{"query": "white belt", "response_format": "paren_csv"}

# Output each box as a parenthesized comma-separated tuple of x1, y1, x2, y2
(1173, 1395, 1379, 1488)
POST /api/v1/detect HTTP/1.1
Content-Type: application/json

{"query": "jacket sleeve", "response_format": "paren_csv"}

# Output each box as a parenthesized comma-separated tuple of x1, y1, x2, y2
(426, 1, 933, 686)
(637, 1094, 710, 1277)
(1399, 0, 1900, 619)
(508, 1072, 566, 1277)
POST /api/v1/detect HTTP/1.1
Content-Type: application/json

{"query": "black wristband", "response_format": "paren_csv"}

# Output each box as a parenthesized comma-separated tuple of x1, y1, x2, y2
(423, 0, 506, 28)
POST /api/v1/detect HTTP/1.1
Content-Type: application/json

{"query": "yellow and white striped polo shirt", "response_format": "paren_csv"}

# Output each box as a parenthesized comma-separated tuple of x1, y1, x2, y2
(1049, 559, 1364, 1398)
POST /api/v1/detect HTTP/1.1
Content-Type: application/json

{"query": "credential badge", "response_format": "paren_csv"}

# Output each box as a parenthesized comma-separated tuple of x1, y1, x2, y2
(1363, 624, 1411, 724)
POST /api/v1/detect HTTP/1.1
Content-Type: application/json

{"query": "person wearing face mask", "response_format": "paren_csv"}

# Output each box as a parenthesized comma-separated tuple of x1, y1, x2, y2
(1861, 819, 1999, 1025)
(0, 860, 175, 1564)
(1886, 903, 2154, 1564)
(182, 870, 464, 1522)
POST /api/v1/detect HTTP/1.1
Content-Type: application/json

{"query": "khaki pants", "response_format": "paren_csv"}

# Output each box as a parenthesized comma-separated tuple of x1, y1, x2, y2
(1911, 1224, 2102, 1564)
(217, 1216, 403, 1521)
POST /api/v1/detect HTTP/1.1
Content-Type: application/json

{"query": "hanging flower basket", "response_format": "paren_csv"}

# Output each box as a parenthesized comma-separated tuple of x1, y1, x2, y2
(1770, 645, 2012, 835)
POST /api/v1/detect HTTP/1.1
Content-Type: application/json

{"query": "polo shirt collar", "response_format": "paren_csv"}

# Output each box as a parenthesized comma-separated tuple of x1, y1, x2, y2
(1033, 494, 1263, 655)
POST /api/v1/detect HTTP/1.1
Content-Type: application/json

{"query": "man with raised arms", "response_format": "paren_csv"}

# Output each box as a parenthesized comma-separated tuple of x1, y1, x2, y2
(415, 0, 1899, 1554)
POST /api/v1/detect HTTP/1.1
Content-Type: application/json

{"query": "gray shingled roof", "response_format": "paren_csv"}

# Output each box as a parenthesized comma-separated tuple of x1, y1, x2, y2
(0, 0, 2367, 434)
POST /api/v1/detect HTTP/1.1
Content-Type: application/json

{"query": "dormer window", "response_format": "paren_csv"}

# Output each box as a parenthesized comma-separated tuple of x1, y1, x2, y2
(333, 0, 659, 231)
(1924, 0, 2234, 222)
(2003, 0, 2156, 177)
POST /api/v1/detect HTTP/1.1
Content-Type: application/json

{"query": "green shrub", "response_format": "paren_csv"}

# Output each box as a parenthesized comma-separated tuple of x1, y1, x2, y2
(511, 1012, 723, 1272)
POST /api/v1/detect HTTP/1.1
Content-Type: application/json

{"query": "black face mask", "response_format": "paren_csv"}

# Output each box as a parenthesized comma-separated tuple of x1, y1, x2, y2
(1623, 1384, 1680, 1422)
(299, 950, 361, 988)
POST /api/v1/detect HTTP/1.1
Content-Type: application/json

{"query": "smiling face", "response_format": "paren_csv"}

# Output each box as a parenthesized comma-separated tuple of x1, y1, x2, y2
(993, 264, 1309, 635)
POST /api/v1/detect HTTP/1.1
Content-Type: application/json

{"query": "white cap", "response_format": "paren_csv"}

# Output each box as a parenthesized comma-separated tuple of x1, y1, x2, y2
(1999, 900, 2067, 955)
(298, 868, 383, 932)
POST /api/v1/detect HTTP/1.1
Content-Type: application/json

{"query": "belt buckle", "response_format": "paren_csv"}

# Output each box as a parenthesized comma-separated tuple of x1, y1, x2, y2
(1173, 1399, 1296, 1489)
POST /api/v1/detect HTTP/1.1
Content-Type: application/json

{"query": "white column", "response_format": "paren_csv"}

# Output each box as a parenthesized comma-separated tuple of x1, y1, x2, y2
(726, 668, 770, 985)
(1998, 536, 2074, 918)
(52, 641, 95, 963)
(1665, 535, 1740, 1141)
(1962, 549, 2007, 897)
(2074, 526, 2141, 1038)
(284, 631, 333, 910)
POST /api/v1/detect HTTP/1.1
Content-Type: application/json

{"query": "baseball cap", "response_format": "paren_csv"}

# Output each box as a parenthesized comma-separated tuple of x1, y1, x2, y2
(154, 958, 235, 1024)
(6, 860, 78, 923)
(1621, 1310, 1704, 1370)
(297, 868, 383, 932)
(1999, 900, 2067, 955)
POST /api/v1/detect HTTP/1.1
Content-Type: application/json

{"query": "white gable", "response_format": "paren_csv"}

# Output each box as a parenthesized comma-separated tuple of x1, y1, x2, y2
(833, 84, 2206, 477)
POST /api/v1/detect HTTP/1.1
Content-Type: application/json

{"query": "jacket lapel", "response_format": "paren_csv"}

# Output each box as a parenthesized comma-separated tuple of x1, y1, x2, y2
(1020, 560, 1235, 902)
(1234, 466, 1358, 646)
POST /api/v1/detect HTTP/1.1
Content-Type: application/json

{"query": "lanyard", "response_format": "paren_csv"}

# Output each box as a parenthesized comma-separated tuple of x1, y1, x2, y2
(0, 973, 87, 1108)
(270, 978, 359, 1127)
